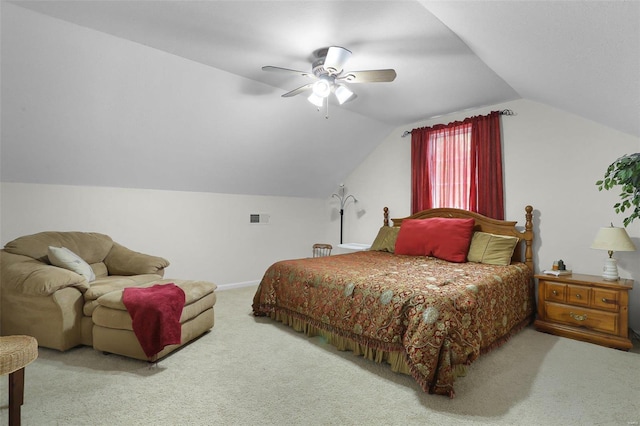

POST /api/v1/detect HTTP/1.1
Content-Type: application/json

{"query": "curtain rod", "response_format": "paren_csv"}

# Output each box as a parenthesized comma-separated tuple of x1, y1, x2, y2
(400, 109, 515, 138)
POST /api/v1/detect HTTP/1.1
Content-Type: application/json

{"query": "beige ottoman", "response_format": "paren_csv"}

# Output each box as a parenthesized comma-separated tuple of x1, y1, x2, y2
(92, 279, 216, 361)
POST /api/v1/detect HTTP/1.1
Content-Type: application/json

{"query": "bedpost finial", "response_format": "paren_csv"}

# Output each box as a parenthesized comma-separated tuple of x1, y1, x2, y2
(525, 205, 533, 231)
(383, 207, 389, 227)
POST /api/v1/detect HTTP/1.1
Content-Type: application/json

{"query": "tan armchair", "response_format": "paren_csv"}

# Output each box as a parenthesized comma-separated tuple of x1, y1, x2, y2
(1, 232, 169, 351)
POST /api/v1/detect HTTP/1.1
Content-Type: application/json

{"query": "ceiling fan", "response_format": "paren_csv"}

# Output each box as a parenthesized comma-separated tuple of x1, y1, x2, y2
(262, 46, 396, 117)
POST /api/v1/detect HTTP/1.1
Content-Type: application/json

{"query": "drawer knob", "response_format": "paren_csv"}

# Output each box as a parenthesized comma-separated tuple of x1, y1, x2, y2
(575, 294, 582, 299)
(601, 298, 614, 304)
(552, 290, 558, 296)
(569, 312, 587, 321)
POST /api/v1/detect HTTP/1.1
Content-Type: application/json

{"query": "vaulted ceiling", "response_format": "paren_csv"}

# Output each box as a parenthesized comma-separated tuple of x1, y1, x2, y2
(2, 1, 638, 198)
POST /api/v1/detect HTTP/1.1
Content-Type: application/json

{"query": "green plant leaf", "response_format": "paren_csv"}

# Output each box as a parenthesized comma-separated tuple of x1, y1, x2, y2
(596, 153, 640, 227)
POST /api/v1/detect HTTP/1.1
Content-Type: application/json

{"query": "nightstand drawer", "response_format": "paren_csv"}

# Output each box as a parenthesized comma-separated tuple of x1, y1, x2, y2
(543, 282, 566, 302)
(592, 288, 620, 311)
(567, 284, 590, 307)
(545, 302, 618, 334)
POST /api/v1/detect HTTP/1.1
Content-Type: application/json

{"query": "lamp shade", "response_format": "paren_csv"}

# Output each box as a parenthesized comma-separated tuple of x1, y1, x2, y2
(312, 78, 331, 98)
(590, 226, 636, 252)
(334, 85, 354, 105)
(307, 93, 324, 107)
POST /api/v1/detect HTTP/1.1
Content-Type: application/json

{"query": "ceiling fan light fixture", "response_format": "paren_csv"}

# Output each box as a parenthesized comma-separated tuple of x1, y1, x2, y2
(312, 78, 331, 98)
(307, 93, 324, 107)
(324, 46, 352, 74)
(334, 85, 354, 105)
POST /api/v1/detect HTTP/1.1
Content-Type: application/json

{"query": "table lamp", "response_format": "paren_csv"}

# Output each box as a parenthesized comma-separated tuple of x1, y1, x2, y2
(590, 224, 636, 281)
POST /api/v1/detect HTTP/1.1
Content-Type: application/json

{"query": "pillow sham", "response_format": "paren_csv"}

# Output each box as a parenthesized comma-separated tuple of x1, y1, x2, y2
(370, 226, 400, 253)
(467, 232, 519, 265)
(394, 217, 475, 262)
(48, 246, 96, 282)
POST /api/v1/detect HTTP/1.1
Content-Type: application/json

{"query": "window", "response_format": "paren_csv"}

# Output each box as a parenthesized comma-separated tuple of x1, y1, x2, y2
(427, 122, 472, 210)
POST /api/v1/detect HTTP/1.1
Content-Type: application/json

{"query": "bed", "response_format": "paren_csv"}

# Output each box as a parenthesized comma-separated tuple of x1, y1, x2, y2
(252, 206, 534, 397)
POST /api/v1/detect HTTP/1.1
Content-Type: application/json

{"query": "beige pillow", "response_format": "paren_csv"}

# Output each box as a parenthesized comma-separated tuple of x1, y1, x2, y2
(467, 232, 519, 266)
(370, 226, 400, 253)
(48, 246, 96, 282)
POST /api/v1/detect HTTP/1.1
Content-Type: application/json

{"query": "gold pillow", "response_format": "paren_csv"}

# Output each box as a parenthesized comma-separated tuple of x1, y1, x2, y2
(467, 232, 519, 265)
(370, 226, 400, 253)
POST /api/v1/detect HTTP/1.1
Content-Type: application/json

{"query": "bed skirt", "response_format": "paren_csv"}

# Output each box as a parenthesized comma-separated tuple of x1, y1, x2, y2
(266, 308, 533, 397)
(267, 309, 469, 379)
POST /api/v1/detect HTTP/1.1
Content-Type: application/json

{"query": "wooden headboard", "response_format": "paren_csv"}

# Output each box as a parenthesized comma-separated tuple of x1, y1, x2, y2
(383, 206, 534, 271)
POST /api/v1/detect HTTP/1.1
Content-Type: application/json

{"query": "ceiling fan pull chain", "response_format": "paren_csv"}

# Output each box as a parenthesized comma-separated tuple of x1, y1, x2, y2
(325, 98, 329, 119)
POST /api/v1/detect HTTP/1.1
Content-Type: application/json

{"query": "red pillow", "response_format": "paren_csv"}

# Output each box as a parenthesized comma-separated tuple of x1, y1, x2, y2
(394, 219, 432, 256)
(394, 218, 475, 262)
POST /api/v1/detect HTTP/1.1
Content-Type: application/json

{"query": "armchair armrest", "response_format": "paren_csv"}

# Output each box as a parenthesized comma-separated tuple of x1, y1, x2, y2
(0, 251, 89, 296)
(103, 243, 170, 276)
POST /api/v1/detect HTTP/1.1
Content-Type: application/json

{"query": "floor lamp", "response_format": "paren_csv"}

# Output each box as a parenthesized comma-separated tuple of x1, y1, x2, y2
(332, 185, 357, 244)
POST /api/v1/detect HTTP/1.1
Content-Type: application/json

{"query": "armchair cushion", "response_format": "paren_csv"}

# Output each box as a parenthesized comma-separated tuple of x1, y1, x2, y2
(104, 243, 169, 276)
(4, 231, 113, 264)
(0, 251, 89, 296)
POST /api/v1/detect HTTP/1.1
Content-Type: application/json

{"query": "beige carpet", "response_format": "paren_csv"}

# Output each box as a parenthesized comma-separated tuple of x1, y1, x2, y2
(2, 284, 639, 425)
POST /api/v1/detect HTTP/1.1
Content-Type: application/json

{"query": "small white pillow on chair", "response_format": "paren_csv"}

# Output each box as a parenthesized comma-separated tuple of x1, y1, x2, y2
(48, 246, 96, 282)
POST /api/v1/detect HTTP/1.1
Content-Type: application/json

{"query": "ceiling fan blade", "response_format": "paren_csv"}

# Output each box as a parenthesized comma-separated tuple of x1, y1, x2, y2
(262, 66, 313, 78)
(323, 46, 352, 74)
(281, 83, 314, 97)
(338, 69, 397, 83)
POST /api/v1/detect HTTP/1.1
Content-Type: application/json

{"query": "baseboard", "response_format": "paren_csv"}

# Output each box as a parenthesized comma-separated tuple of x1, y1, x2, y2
(216, 280, 260, 291)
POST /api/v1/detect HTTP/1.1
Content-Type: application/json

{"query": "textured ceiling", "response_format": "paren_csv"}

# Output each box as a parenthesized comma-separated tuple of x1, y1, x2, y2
(2, 1, 638, 198)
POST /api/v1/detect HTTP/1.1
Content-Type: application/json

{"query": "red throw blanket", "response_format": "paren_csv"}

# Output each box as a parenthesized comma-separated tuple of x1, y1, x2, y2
(122, 283, 186, 359)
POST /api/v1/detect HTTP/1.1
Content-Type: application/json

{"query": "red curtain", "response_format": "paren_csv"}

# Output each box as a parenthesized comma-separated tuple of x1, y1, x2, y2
(411, 127, 431, 212)
(471, 111, 504, 219)
(410, 111, 504, 219)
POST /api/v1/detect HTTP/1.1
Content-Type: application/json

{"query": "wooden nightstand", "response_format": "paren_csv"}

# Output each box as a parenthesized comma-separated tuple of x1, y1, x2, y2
(534, 273, 634, 350)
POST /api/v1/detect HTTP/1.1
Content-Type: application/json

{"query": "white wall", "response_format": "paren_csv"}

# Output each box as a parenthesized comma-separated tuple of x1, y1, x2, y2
(0, 183, 332, 288)
(343, 98, 640, 330)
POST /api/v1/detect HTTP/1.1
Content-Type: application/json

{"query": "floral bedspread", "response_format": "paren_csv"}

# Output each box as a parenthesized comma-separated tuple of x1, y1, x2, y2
(252, 251, 534, 397)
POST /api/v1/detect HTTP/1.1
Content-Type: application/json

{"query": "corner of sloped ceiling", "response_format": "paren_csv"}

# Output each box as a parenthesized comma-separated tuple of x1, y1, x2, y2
(1, 2, 396, 199)
(421, 0, 640, 138)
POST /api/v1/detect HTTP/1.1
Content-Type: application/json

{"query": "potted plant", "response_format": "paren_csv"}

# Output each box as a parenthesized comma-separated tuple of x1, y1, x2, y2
(596, 152, 640, 227)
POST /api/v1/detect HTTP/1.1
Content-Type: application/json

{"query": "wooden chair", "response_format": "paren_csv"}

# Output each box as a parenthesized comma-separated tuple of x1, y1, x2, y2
(312, 243, 332, 257)
(0, 335, 38, 426)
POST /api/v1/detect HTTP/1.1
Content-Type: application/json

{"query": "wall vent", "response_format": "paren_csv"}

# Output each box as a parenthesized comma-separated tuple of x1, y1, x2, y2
(250, 213, 270, 224)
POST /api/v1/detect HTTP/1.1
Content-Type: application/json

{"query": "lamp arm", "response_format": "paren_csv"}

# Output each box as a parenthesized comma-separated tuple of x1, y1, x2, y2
(344, 194, 357, 205)
(332, 193, 357, 209)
